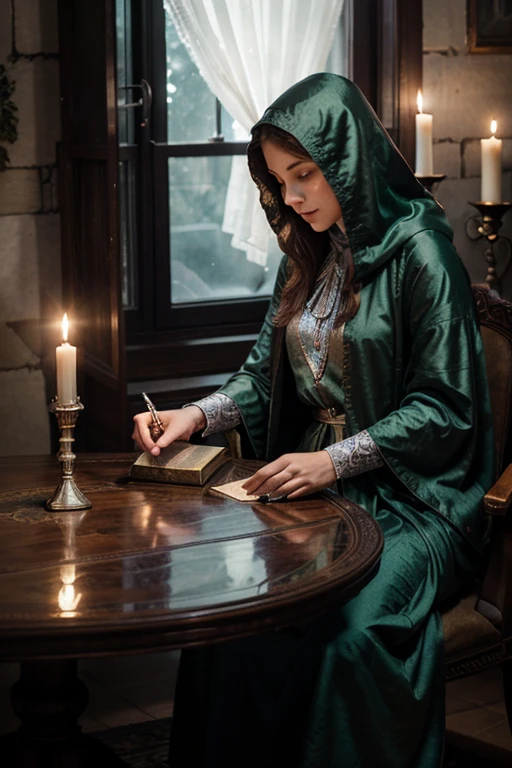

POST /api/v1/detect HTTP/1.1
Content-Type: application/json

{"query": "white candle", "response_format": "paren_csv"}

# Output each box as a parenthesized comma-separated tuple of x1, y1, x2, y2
(56, 313, 77, 404)
(415, 91, 434, 176)
(481, 120, 502, 202)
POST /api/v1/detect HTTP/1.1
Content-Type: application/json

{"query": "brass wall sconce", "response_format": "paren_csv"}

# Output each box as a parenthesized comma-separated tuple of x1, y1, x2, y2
(465, 202, 512, 293)
(415, 174, 446, 195)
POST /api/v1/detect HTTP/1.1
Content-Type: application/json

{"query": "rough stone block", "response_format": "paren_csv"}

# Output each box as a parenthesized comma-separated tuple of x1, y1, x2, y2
(0, 368, 50, 455)
(14, 0, 59, 53)
(0, 168, 40, 214)
(7, 318, 44, 358)
(462, 139, 481, 179)
(503, 171, 512, 204)
(7, 59, 60, 167)
(423, 0, 466, 52)
(505, 141, 512, 175)
(0, 0, 12, 62)
(0, 214, 40, 321)
(433, 140, 461, 179)
(0, 212, 61, 323)
(423, 53, 512, 141)
(0, 322, 39, 369)
(436, 175, 512, 301)
(41, 165, 58, 213)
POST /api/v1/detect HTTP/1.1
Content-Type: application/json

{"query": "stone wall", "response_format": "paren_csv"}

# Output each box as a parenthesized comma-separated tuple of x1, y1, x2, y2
(424, 0, 512, 296)
(0, 0, 60, 456)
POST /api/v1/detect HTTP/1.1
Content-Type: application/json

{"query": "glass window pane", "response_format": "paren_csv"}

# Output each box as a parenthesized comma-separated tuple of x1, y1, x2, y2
(116, 0, 134, 145)
(169, 156, 281, 304)
(164, 11, 239, 142)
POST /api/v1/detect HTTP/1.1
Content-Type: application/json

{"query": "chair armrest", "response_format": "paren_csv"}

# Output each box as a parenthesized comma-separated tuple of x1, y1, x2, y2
(224, 428, 242, 459)
(484, 463, 512, 516)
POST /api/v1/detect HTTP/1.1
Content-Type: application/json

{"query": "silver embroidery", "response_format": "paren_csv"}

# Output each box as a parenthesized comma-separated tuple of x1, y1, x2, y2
(297, 228, 349, 382)
(188, 393, 241, 437)
(324, 430, 383, 480)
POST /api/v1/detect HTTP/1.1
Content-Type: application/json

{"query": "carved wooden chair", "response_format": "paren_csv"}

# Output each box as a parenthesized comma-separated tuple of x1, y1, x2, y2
(224, 283, 512, 737)
(442, 284, 512, 733)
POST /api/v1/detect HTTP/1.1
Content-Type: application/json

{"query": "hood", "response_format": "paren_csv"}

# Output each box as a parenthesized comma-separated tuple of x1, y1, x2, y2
(249, 73, 452, 282)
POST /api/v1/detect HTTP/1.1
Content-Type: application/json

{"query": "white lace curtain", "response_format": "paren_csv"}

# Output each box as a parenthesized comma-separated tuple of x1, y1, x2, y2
(163, 0, 344, 265)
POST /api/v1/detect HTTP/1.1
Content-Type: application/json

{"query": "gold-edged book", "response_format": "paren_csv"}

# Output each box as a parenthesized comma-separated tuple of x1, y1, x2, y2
(129, 441, 229, 487)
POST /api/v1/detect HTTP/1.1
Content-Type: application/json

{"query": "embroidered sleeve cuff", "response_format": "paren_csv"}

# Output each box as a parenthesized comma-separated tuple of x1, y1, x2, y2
(187, 393, 242, 437)
(324, 430, 383, 480)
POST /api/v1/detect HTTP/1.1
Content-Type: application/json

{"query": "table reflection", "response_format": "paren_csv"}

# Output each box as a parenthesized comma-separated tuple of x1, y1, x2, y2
(46, 487, 350, 619)
(56, 510, 85, 618)
(116, 502, 346, 613)
(0, 455, 382, 666)
(58, 565, 81, 614)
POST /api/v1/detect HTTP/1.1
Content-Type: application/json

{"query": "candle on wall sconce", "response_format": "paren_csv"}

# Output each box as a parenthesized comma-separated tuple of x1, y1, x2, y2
(415, 90, 434, 177)
(481, 120, 503, 203)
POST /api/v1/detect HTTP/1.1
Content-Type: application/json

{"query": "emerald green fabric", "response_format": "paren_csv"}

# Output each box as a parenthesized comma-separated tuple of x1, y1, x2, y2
(170, 75, 495, 768)
(220, 73, 494, 552)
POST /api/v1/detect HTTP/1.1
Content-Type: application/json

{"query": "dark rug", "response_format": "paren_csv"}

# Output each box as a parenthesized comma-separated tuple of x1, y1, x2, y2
(93, 718, 171, 768)
(92, 718, 509, 768)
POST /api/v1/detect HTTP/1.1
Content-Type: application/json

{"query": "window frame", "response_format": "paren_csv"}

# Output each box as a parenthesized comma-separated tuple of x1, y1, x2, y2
(125, 0, 271, 335)
(152, 141, 274, 330)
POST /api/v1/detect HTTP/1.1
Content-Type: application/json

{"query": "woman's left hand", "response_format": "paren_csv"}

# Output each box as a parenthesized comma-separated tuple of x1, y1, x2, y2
(242, 451, 337, 500)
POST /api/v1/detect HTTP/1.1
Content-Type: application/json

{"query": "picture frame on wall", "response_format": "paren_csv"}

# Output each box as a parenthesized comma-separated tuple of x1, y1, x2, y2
(467, 0, 512, 53)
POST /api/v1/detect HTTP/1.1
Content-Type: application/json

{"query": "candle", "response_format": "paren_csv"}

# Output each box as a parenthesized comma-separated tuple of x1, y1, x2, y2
(56, 313, 77, 404)
(481, 120, 502, 202)
(415, 90, 434, 176)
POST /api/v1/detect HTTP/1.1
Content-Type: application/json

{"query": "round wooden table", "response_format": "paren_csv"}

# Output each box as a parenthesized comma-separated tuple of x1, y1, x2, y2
(0, 454, 383, 766)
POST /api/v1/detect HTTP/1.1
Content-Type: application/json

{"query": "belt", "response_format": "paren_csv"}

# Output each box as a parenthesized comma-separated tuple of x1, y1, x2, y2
(313, 407, 346, 427)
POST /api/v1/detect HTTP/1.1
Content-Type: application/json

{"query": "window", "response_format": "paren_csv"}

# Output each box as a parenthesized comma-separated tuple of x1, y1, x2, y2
(116, 0, 139, 312)
(117, 0, 348, 333)
(164, 14, 281, 305)
(162, 8, 350, 309)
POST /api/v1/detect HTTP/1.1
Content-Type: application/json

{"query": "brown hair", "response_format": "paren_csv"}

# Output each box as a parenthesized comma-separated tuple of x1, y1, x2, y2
(248, 123, 360, 327)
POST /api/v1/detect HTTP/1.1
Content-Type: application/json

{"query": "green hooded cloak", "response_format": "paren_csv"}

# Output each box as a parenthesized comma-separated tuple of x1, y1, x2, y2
(170, 74, 495, 768)
(217, 72, 494, 552)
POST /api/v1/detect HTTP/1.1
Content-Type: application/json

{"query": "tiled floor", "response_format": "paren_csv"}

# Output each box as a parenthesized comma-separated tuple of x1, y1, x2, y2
(1, 654, 512, 763)
(445, 667, 512, 764)
(0, 651, 180, 735)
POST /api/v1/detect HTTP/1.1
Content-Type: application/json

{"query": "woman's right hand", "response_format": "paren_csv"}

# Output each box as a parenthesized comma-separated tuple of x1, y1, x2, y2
(132, 406, 206, 457)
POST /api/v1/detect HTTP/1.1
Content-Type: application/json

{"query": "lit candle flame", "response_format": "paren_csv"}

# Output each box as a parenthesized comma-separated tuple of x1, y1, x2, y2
(62, 313, 69, 343)
(417, 90, 423, 114)
(490, 119, 497, 136)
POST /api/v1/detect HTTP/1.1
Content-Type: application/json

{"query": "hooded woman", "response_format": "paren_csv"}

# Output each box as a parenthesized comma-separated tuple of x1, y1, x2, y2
(133, 74, 494, 767)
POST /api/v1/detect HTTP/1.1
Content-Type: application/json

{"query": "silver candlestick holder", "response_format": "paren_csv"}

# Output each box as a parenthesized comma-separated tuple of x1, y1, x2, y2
(46, 398, 92, 511)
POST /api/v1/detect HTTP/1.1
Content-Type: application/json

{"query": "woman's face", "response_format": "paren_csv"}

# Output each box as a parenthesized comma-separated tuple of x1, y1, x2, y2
(261, 140, 343, 232)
